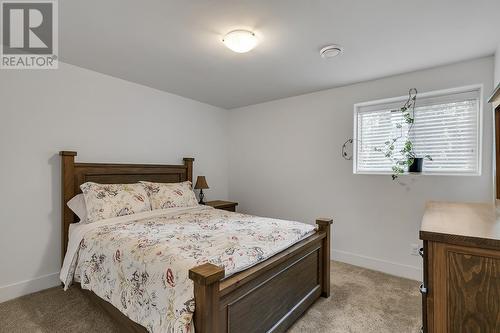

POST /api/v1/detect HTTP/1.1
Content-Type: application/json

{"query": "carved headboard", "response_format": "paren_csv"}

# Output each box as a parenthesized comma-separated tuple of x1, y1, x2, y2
(59, 151, 194, 261)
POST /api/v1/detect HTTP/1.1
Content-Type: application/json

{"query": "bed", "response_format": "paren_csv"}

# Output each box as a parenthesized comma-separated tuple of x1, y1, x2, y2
(59, 151, 333, 333)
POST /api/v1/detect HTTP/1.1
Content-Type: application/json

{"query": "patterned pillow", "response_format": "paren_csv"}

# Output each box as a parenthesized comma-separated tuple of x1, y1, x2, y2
(140, 181, 199, 210)
(80, 182, 152, 223)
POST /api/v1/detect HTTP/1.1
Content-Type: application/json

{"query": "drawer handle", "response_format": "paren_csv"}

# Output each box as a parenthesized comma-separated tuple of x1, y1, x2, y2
(419, 283, 427, 294)
(419, 247, 424, 257)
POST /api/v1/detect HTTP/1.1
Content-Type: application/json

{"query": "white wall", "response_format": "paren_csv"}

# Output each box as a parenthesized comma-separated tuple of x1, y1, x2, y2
(228, 56, 494, 281)
(0, 62, 229, 302)
(0, 56, 494, 303)
(495, 44, 500, 86)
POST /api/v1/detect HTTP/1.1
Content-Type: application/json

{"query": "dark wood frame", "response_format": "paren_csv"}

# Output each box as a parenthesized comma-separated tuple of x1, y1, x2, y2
(495, 105, 500, 199)
(60, 151, 332, 333)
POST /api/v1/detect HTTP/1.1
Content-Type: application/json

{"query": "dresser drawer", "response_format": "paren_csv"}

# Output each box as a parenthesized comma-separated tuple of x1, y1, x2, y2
(423, 241, 500, 332)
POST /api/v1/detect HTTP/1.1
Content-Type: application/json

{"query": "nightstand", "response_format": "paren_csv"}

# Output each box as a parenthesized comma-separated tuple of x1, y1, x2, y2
(205, 200, 238, 212)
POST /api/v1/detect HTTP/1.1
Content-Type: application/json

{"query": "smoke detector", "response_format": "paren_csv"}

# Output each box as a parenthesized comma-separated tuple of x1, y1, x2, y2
(320, 45, 343, 59)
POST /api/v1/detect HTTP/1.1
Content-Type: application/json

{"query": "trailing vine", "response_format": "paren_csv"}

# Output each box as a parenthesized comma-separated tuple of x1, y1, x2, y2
(374, 88, 432, 180)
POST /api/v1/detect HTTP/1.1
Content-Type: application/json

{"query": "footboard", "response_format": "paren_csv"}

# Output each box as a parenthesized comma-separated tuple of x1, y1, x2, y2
(189, 218, 333, 333)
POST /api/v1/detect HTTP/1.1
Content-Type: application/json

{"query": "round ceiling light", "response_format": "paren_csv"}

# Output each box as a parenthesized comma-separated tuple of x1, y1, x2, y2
(320, 45, 343, 59)
(222, 30, 258, 53)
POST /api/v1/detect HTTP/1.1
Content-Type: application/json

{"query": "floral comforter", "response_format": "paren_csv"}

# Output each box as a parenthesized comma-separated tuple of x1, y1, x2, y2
(60, 205, 316, 333)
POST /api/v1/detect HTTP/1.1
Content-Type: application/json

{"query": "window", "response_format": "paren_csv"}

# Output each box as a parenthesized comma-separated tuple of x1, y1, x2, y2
(353, 85, 482, 175)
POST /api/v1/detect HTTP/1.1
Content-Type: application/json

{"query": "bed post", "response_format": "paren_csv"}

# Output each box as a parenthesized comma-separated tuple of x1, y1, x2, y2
(189, 263, 225, 333)
(183, 157, 194, 183)
(316, 218, 333, 298)
(60, 151, 77, 263)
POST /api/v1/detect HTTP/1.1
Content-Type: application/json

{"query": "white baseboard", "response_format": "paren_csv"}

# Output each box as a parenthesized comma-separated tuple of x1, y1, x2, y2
(0, 251, 421, 303)
(332, 249, 423, 281)
(0, 272, 60, 303)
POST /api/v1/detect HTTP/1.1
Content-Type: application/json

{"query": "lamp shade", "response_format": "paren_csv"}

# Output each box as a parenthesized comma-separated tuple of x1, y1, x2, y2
(194, 176, 209, 189)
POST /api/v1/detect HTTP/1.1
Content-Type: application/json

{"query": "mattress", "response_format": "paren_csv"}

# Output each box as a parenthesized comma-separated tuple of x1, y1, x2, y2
(60, 205, 315, 333)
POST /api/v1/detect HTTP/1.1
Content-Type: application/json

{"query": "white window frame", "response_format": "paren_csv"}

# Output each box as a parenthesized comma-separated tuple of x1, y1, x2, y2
(352, 84, 483, 176)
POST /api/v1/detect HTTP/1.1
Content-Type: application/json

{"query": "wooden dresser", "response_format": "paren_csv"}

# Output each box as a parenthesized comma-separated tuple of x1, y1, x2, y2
(419, 202, 500, 333)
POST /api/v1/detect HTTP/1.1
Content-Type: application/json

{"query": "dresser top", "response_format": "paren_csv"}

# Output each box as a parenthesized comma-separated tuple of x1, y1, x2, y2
(420, 201, 500, 250)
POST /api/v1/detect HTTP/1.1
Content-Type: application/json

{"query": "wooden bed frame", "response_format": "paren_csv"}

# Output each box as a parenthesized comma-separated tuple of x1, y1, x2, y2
(60, 151, 333, 333)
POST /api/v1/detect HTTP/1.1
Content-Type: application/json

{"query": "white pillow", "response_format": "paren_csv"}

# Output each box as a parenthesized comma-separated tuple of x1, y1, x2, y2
(67, 194, 87, 223)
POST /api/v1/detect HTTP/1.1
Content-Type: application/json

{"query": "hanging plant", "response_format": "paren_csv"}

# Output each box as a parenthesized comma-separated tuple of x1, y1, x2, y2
(374, 88, 432, 180)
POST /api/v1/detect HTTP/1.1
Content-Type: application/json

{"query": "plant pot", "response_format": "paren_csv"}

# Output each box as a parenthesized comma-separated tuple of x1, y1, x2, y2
(409, 157, 423, 173)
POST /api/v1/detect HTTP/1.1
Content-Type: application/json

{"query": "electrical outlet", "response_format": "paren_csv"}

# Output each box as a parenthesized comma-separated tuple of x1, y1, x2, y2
(411, 243, 420, 256)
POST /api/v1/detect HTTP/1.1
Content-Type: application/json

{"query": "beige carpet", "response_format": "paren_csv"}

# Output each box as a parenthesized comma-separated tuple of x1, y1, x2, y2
(0, 262, 421, 333)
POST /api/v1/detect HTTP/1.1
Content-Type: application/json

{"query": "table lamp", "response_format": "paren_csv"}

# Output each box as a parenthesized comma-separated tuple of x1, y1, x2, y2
(194, 176, 209, 204)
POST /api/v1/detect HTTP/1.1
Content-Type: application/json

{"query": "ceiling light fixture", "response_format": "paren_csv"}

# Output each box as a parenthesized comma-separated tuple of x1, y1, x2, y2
(320, 44, 343, 59)
(222, 30, 258, 53)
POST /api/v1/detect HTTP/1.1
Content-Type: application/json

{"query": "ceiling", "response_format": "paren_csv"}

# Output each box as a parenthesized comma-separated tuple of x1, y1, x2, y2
(60, 0, 500, 109)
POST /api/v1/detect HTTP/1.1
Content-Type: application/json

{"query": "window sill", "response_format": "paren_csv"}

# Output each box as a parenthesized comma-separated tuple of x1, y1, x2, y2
(353, 171, 481, 177)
